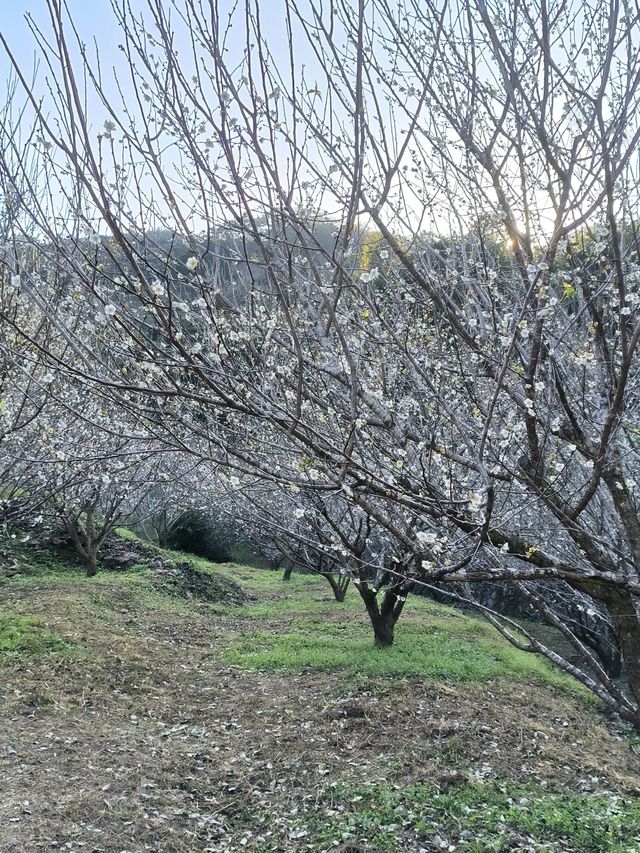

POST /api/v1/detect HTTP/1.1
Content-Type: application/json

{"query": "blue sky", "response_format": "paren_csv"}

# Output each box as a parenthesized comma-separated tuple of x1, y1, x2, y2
(1, 1, 121, 75)
(1, 1, 294, 82)
(0, 0, 322, 233)
(0, 0, 303, 129)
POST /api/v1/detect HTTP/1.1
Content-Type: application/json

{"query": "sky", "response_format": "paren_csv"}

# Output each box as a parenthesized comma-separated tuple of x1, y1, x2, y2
(0, 0, 293, 90)
(2, 0, 628, 241)
(0, 0, 330, 235)
(0, 0, 301, 163)
(1, 1, 121, 80)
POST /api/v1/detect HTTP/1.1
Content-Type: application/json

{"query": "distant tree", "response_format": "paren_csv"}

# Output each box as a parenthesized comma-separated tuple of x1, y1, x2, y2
(1, 394, 171, 575)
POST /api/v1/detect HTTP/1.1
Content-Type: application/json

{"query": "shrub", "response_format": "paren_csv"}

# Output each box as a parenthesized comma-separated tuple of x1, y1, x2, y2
(165, 509, 233, 563)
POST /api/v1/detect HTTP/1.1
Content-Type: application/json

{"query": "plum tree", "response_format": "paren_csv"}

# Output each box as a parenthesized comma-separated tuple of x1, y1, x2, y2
(2, 0, 640, 727)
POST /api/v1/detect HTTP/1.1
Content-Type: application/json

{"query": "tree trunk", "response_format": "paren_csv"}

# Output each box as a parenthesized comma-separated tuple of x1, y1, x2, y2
(153, 509, 169, 548)
(371, 613, 395, 647)
(335, 577, 350, 603)
(282, 558, 294, 581)
(607, 590, 640, 705)
(323, 572, 350, 602)
(85, 550, 99, 577)
(358, 583, 403, 647)
(269, 555, 285, 572)
(64, 515, 100, 578)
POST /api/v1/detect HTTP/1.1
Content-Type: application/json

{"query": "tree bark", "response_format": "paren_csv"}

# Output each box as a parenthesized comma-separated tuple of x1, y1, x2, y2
(64, 514, 100, 578)
(323, 572, 350, 602)
(371, 613, 395, 647)
(85, 548, 99, 577)
(357, 582, 409, 647)
(282, 558, 294, 581)
(607, 590, 640, 705)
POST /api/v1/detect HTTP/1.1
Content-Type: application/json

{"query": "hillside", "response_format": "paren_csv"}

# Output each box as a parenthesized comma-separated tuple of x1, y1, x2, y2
(1, 537, 639, 853)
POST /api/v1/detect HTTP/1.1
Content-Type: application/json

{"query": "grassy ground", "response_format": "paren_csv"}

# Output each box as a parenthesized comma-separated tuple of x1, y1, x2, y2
(1, 536, 639, 852)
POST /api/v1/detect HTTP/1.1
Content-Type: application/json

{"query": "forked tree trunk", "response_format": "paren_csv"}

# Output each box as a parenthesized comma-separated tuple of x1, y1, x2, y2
(323, 572, 350, 602)
(357, 582, 410, 647)
(63, 510, 102, 578)
(370, 611, 395, 647)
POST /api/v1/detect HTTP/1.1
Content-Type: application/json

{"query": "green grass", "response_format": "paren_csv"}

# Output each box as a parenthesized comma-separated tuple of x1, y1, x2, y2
(295, 780, 640, 852)
(114, 526, 143, 542)
(1, 531, 587, 692)
(1, 531, 637, 852)
(0, 539, 84, 580)
(0, 611, 69, 657)
(221, 578, 580, 690)
(224, 620, 573, 685)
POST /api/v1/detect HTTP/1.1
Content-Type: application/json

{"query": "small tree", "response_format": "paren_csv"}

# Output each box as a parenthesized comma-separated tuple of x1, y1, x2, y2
(230, 478, 414, 642)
